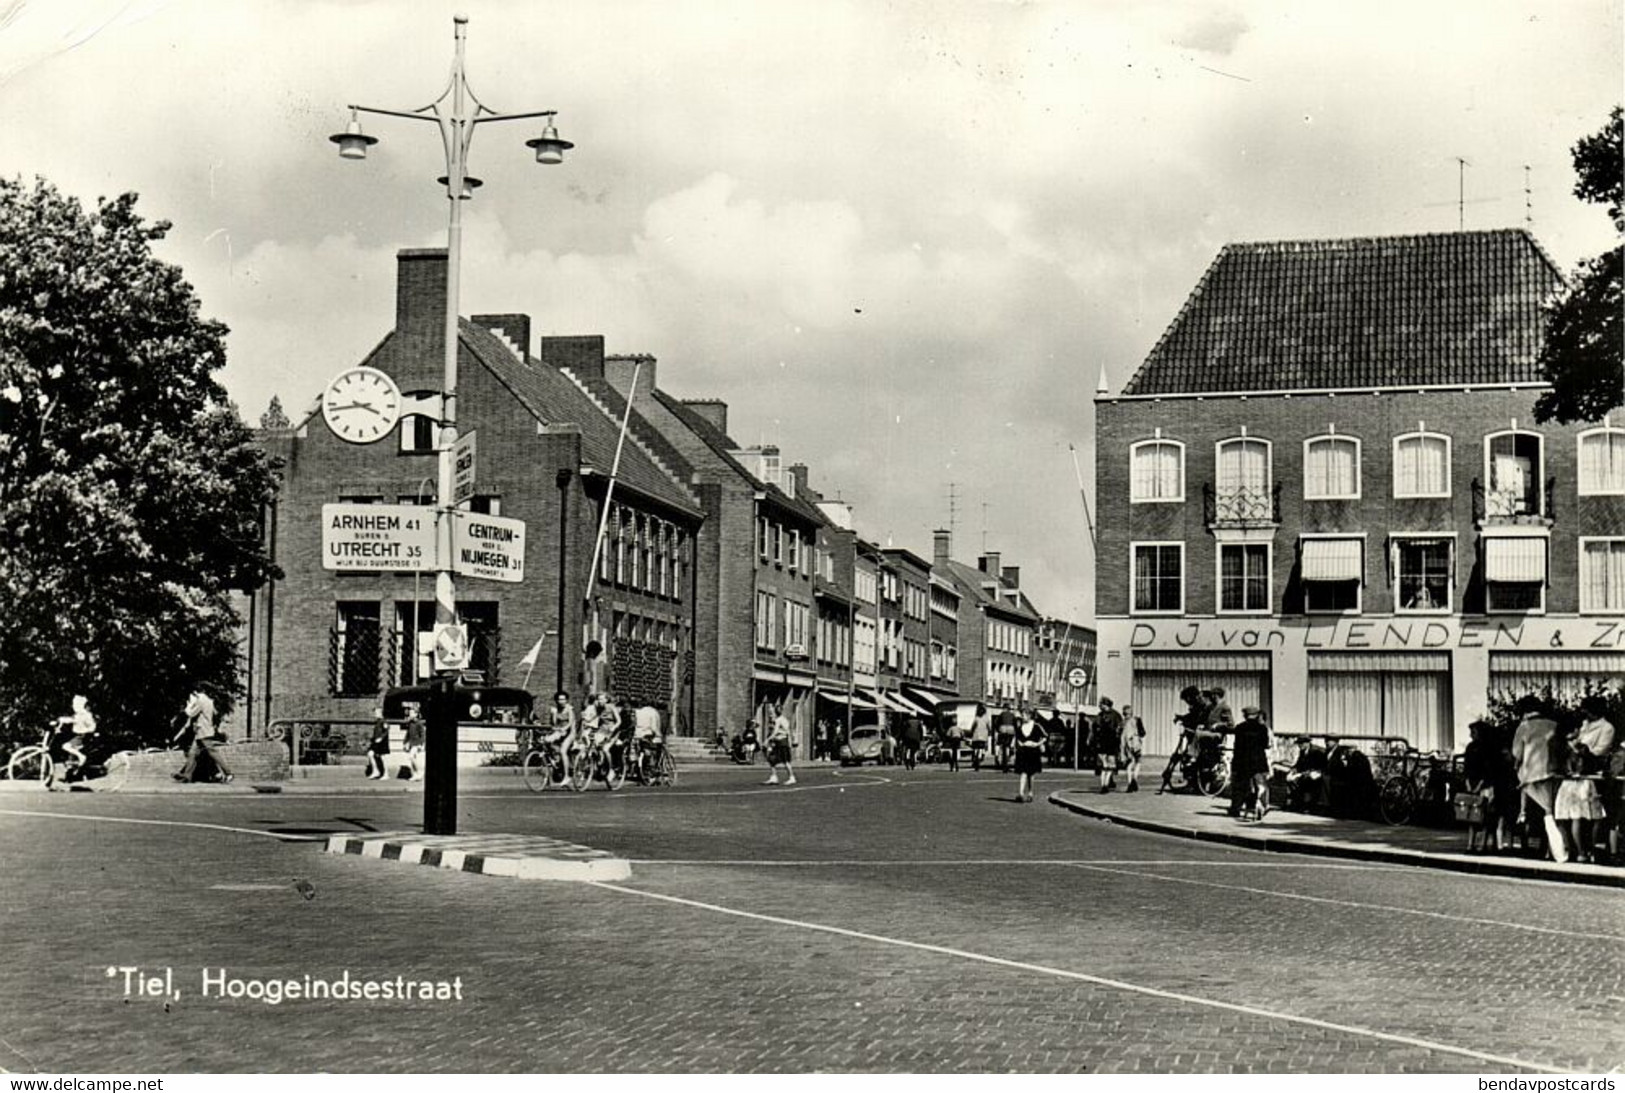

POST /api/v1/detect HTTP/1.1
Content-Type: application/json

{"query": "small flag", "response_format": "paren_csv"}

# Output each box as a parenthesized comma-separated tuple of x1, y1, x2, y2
(518, 636, 544, 669)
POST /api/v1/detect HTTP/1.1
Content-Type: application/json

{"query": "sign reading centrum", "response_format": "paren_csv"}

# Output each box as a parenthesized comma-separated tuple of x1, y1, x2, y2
(452, 511, 525, 583)
(322, 503, 435, 572)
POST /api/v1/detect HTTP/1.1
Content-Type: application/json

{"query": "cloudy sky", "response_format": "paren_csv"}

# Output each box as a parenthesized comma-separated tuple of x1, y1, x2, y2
(1, 0, 1619, 622)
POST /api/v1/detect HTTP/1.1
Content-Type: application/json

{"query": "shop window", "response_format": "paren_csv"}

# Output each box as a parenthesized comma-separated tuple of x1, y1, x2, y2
(1579, 538, 1625, 613)
(1304, 435, 1360, 500)
(1219, 543, 1270, 613)
(1394, 538, 1452, 613)
(1132, 543, 1183, 614)
(1577, 427, 1625, 496)
(1393, 432, 1450, 498)
(1130, 439, 1184, 503)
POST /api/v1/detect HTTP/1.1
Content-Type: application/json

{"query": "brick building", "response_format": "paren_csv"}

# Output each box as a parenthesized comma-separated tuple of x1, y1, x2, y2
(933, 530, 1039, 708)
(243, 250, 704, 736)
(882, 546, 938, 721)
(1034, 616, 1098, 714)
(1094, 229, 1625, 757)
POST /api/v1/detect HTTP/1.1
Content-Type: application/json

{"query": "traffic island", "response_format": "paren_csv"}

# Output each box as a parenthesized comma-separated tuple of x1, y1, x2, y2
(325, 831, 632, 881)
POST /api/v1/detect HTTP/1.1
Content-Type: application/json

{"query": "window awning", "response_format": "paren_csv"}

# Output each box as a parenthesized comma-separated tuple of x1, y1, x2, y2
(883, 691, 933, 717)
(1132, 652, 1271, 673)
(1309, 652, 1451, 673)
(818, 688, 878, 710)
(1489, 653, 1625, 675)
(1301, 538, 1362, 581)
(1484, 537, 1547, 583)
(901, 686, 942, 713)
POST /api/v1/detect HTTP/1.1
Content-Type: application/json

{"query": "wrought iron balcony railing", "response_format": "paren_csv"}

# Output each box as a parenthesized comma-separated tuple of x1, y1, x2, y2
(1203, 482, 1281, 528)
(1471, 476, 1555, 526)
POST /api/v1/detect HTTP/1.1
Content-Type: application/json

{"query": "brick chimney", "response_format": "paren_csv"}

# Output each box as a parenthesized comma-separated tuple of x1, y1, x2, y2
(471, 314, 531, 359)
(682, 399, 729, 436)
(979, 551, 1001, 576)
(540, 335, 606, 378)
(605, 354, 655, 401)
(396, 249, 447, 336)
(787, 463, 809, 497)
(933, 528, 951, 566)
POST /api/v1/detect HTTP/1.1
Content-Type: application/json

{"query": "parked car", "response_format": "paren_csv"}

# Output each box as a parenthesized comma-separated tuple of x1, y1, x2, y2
(840, 723, 888, 766)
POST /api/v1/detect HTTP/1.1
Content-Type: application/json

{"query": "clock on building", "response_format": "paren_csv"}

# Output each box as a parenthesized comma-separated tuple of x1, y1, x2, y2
(321, 366, 403, 444)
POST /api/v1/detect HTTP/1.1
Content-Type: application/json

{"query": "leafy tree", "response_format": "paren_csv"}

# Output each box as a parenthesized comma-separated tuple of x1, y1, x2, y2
(1534, 106, 1623, 424)
(0, 178, 280, 749)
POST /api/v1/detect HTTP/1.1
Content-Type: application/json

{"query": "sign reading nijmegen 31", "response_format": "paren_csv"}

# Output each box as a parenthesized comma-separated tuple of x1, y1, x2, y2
(452, 511, 525, 583)
(322, 503, 435, 572)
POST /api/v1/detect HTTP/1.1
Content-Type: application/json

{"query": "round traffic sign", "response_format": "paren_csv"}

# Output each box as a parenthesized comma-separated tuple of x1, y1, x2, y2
(1066, 667, 1088, 689)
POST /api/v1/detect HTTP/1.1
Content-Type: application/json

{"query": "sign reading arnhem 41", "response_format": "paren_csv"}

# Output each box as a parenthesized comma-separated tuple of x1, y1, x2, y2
(322, 503, 434, 572)
(453, 511, 525, 583)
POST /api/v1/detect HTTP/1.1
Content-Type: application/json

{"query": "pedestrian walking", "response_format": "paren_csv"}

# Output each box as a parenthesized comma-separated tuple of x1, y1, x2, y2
(174, 689, 233, 784)
(764, 703, 797, 785)
(1117, 703, 1145, 793)
(943, 714, 963, 772)
(1554, 695, 1615, 864)
(1511, 697, 1571, 863)
(1226, 706, 1272, 820)
(899, 713, 924, 771)
(364, 708, 390, 780)
(1013, 710, 1047, 803)
(970, 704, 991, 770)
(994, 707, 1018, 772)
(1095, 697, 1124, 792)
(403, 704, 426, 781)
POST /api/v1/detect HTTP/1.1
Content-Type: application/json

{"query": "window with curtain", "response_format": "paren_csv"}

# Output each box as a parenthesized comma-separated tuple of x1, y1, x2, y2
(1130, 440, 1184, 502)
(1216, 438, 1271, 521)
(1394, 538, 1452, 612)
(1219, 543, 1270, 612)
(1393, 433, 1450, 497)
(1307, 668, 1452, 752)
(1578, 429, 1625, 495)
(1304, 436, 1360, 499)
(1133, 544, 1183, 613)
(1581, 539, 1625, 612)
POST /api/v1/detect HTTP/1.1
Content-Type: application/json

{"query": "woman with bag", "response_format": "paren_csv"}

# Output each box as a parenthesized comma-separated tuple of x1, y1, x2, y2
(1554, 696, 1615, 864)
(1460, 719, 1497, 853)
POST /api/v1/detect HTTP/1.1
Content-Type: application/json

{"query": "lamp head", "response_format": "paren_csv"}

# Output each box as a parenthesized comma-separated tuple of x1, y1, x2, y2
(525, 116, 574, 165)
(329, 112, 378, 160)
(435, 175, 484, 200)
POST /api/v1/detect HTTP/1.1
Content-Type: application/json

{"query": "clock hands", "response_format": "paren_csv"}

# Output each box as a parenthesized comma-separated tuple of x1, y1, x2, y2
(332, 400, 384, 416)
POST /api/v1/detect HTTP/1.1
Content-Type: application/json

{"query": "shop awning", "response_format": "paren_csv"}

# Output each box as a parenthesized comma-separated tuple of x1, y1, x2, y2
(1132, 652, 1271, 673)
(1489, 652, 1625, 674)
(1301, 537, 1363, 581)
(1484, 537, 1547, 583)
(877, 691, 931, 717)
(1309, 652, 1451, 673)
(818, 688, 879, 710)
(901, 687, 942, 713)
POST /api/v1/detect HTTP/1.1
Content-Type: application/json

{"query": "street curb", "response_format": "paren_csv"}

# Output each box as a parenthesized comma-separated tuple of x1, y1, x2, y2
(325, 832, 633, 882)
(1046, 792, 1625, 889)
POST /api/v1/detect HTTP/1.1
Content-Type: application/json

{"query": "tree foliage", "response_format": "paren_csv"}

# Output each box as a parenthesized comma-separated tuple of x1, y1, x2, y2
(1534, 106, 1623, 424)
(0, 178, 280, 748)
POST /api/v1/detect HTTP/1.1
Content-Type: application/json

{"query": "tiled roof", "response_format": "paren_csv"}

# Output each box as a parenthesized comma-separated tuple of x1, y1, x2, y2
(463, 322, 702, 517)
(1122, 229, 1563, 396)
(650, 389, 829, 528)
(936, 558, 1040, 623)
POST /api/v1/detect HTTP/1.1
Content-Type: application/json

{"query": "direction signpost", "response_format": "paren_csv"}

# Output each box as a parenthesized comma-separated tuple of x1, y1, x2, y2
(321, 504, 436, 571)
(452, 511, 525, 583)
(452, 431, 477, 506)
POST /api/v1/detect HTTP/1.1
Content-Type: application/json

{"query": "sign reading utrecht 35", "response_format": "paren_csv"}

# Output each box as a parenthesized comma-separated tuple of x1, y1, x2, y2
(321, 503, 435, 572)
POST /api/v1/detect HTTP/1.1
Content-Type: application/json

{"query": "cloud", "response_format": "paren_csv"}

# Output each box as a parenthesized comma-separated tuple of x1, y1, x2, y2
(1171, 7, 1250, 56)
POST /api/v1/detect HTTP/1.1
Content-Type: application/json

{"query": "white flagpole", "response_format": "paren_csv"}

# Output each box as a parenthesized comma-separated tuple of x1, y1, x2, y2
(584, 359, 642, 606)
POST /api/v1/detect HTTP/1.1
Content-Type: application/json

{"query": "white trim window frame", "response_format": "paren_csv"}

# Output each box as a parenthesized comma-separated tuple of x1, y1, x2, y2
(1392, 431, 1451, 499)
(1217, 541, 1272, 615)
(1578, 537, 1625, 614)
(1130, 540, 1185, 616)
(1577, 426, 1625, 497)
(1129, 438, 1185, 504)
(1215, 436, 1273, 522)
(1391, 534, 1454, 615)
(1483, 429, 1545, 518)
(1299, 533, 1365, 615)
(1303, 434, 1362, 501)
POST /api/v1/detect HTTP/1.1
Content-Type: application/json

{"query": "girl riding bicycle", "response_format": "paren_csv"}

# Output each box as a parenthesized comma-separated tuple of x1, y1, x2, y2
(45, 695, 96, 790)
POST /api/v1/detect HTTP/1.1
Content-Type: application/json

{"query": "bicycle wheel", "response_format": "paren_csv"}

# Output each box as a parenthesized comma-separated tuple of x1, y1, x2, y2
(1196, 756, 1230, 797)
(97, 752, 131, 792)
(655, 746, 676, 787)
(605, 747, 627, 791)
(1379, 775, 1417, 826)
(568, 749, 593, 793)
(7, 747, 49, 784)
(521, 749, 555, 793)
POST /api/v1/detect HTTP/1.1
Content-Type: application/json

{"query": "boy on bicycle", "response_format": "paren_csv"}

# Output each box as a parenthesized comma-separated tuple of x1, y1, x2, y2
(46, 695, 96, 790)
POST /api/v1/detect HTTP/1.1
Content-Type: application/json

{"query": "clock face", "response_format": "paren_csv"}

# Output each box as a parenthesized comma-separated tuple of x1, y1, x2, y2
(322, 366, 402, 444)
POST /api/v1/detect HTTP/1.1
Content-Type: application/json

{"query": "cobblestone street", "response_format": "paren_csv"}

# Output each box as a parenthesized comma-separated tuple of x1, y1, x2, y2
(1, 765, 1620, 1073)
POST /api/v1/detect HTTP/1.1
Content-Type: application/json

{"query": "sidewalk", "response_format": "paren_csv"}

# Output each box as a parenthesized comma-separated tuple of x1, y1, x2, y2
(1050, 779, 1624, 889)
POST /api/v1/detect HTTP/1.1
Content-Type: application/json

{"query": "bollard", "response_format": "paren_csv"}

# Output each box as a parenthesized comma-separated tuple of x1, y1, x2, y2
(424, 674, 459, 835)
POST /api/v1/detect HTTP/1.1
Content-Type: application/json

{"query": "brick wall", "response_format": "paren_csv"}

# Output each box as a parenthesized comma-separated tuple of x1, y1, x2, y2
(1096, 387, 1625, 618)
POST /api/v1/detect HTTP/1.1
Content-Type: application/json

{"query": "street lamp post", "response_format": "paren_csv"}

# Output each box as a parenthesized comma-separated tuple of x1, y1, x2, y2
(333, 14, 573, 835)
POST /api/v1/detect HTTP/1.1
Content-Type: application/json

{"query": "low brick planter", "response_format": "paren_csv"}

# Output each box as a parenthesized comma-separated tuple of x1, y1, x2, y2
(122, 741, 289, 784)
